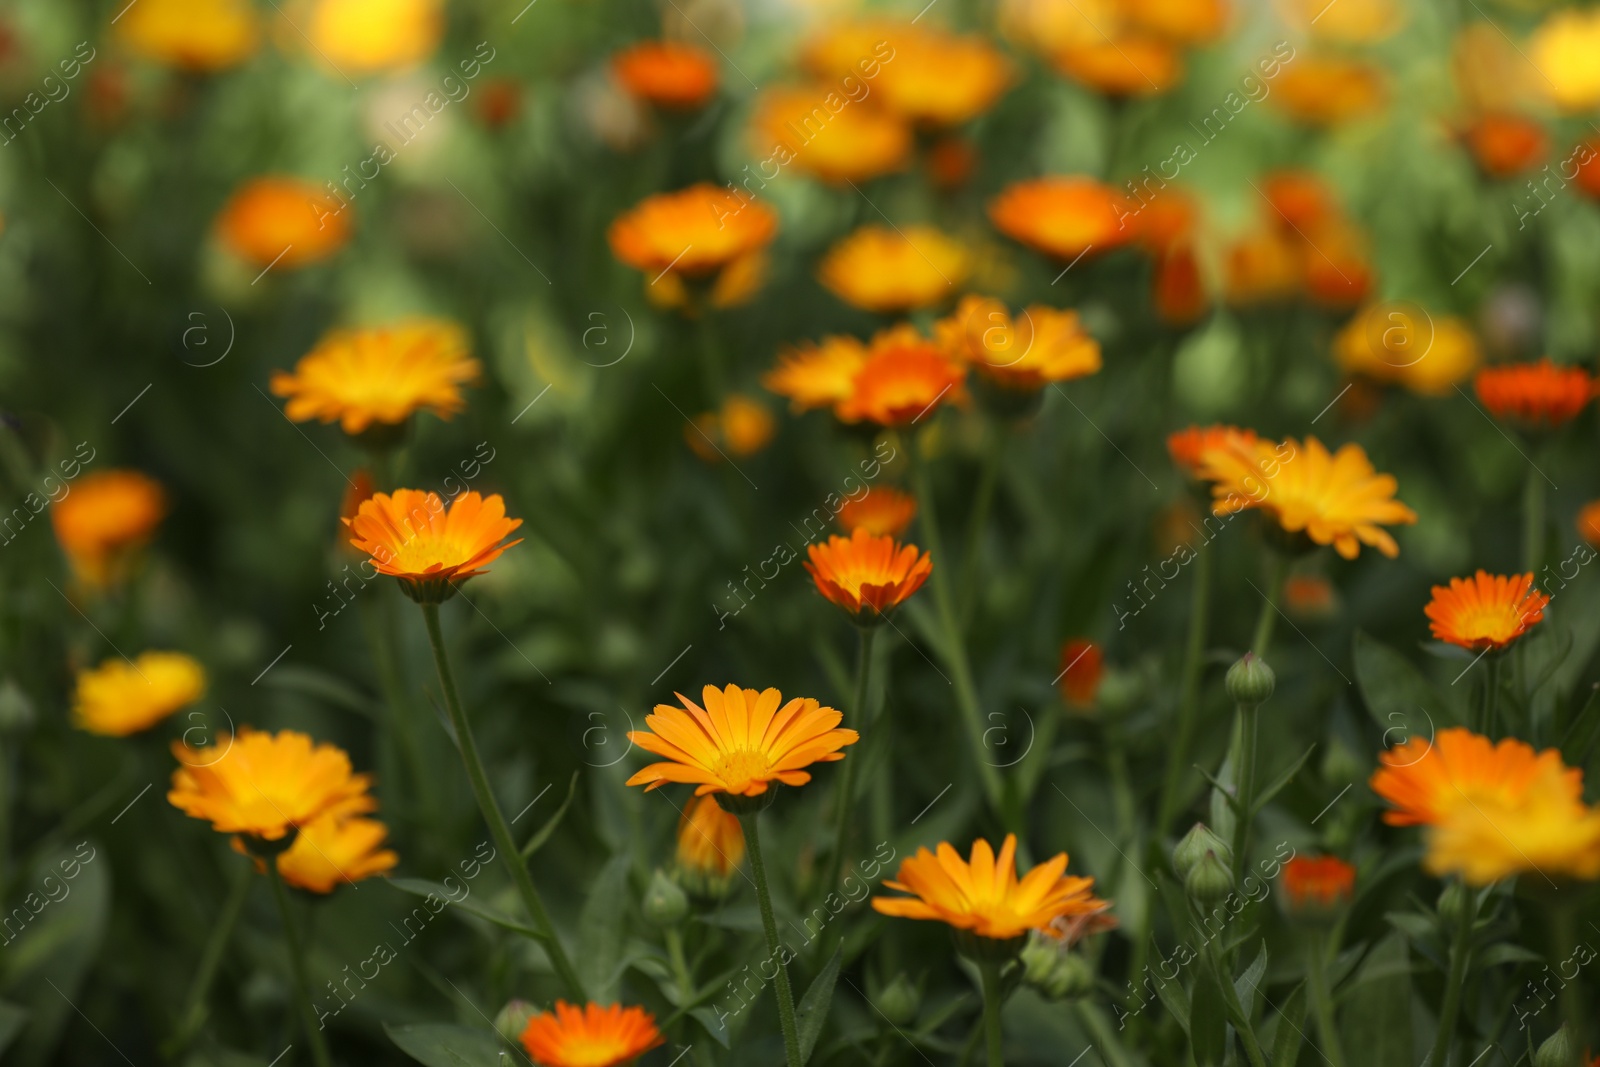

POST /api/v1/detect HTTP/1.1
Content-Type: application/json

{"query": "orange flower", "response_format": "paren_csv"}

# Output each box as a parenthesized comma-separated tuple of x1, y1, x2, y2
(1284, 0, 1403, 43)
(1334, 304, 1482, 396)
(927, 136, 978, 189)
(520, 1002, 664, 1067)
(608, 183, 778, 279)
(1578, 500, 1600, 548)
(1283, 574, 1337, 620)
(298, 0, 444, 76)
(805, 527, 932, 619)
(1280, 855, 1355, 914)
(1425, 570, 1549, 652)
(1165, 424, 1257, 480)
(837, 487, 917, 539)
(474, 79, 523, 129)
(1474, 359, 1594, 426)
(807, 22, 1011, 126)
(612, 41, 718, 109)
(836, 329, 966, 426)
(1270, 57, 1386, 126)
(51, 469, 167, 587)
(117, 0, 261, 72)
(1462, 113, 1548, 179)
(684, 394, 776, 462)
(345, 490, 523, 603)
(270, 318, 478, 435)
(1053, 36, 1183, 97)
(1153, 244, 1207, 325)
(1370, 727, 1580, 828)
(1260, 171, 1337, 233)
(818, 225, 969, 313)
(751, 87, 910, 183)
(872, 834, 1108, 942)
(762, 336, 869, 412)
(169, 727, 375, 840)
(73, 652, 206, 737)
(215, 177, 350, 269)
(676, 793, 746, 894)
(934, 295, 1101, 391)
(989, 177, 1138, 261)
(1058, 639, 1102, 709)
(1123, 0, 1228, 44)
(625, 684, 858, 797)
(1298, 220, 1374, 308)
(273, 812, 398, 893)
(1223, 226, 1302, 306)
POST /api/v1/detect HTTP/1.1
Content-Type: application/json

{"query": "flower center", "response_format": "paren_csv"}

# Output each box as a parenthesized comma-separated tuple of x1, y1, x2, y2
(711, 748, 772, 788)
(1456, 603, 1526, 643)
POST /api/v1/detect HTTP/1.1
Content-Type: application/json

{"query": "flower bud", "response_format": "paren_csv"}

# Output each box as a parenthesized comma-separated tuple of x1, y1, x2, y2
(1173, 823, 1231, 881)
(1225, 653, 1275, 706)
(494, 999, 537, 1045)
(1436, 881, 1471, 930)
(1185, 849, 1234, 907)
(643, 868, 689, 927)
(1534, 1027, 1573, 1067)
(877, 973, 920, 1024)
(1020, 932, 1096, 1000)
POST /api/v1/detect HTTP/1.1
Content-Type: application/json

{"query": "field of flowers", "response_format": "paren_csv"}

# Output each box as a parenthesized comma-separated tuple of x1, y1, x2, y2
(9, 0, 1600, 1063)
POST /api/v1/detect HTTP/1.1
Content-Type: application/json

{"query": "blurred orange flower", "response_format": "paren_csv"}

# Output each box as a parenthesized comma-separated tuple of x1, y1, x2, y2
(818, 224, 969, 313)
(751, 87, 910, 183)
(297, 0, 444, 76)
(1270, 57, 1386, 125)
(169, 728, 375, 840)
(807, 21, 1011, 126)
(1053, 37, 1182, 97)
(345, 490, 523, 603)
(73, 652, 206, 737)
(762, 336, 869, 412)
(612, 41, 718, 109)
(215, 177, 351, 269)
(1165, 424, 1257, 480)
(274, 812, 398, 892)
(609, 183, 778, 280)
(676, 793, 745, 893)
(934, 295, 1101, 391)
(685, 394, 776, 462)
(1260, 171, 1337, 233)
(837, 487, 918, 538)
(521, 1002, 664, 1067)
(1280, 855, 1355, 915)
(1223, 227, 1302, 306)
(51, 469, 166, 588)
(1334, 304, 1481, 395)
(1371, 727, 1578, 828)
(1425, 570, 1549, 652)
(1462, 114, 1548, 179)
(1123, 0, 1228, 43)
(1283, 574, 1337, 620)
(836, 329, 966, 426)
(805, 527, 932, 619)
(1474, 359, 1594, 426)
(1578, 500, 1600, 548)
(1058, 639, 1102, 709)
(117, 0, 260, 72)
(1280, 0, 1402, 43)
(1299, 221, 1374, 308)
(989, 177, 1137, 261)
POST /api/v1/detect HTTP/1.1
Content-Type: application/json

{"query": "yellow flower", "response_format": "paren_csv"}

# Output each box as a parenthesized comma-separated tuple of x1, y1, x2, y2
(935, 295, 1101, 391)
(298, 0, 444, 76)
(1531, 8, 1600, 112)
(806, 21, 1011, 126)
(675, 794, 746, 894)
(270, 318, 479, 435)
(818, 225, 969, 313)
(1333, 305, 1481, 396)
(117, 0, 261, 72)
(73, 652, 206, 736)
(1281, 0, 1403, 43)
(1269, 56, 1386, 126)
(750, 87, 911, 183)
(169, 728, 375, 841)
(1199, 436, 1417, 559)
(625, 684, 858, 797)
(274, 812, 399, 892)
(684, 394, 776, 462)
(872, 834, 1108, 941)
(1122, 0, 1228, 44)
(51, 470, 167, 588)
(345, 490, 523, 603)
(762, 336, 869, 412)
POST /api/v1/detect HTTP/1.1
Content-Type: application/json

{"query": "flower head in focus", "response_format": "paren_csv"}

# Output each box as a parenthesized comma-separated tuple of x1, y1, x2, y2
(818, 225, 969, 313)
(73, 652, 206, 736)
(1424, 571, 1549, 652)
(805, 527, 932, 619)
(837, 487, 918, 539)
(214, 177, 351, 269)
(345, 490, 523, 603)
(520, 1002, 664, 1067)
(935, 295, 1101, 391)
(51, 470, 167, 589)
(1474, 359, 1594, 427)
(169, 728, 375, 840)
(117, 0, 260, 71)
(612, 41, 718, 109)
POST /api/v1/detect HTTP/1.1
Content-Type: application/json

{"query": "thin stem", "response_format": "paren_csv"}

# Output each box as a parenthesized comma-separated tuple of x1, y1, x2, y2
(1306, 929, 1348, 1067)
(696, 313, 725, 404)
(822, 626, 877, 902)
(1485, 657, 1502, 739)
(739, 813, 803, 1067)
(1554, 901, 1586, 1060)
(419, 602, 586, 1001)
(1230, 702, 1260, 885)
(911, 455, 1006, 815)
(360, 591, 435, 837)
(666, 927, 715, 1067)
(1524, 463, 1547, 576)
(1160, 538, 1211, 832)
(958, 430, 1006, 626)
(166, 861, 253, 1055)
(269, 866, 333, 1067)
(1204, 935, 1268, 1067)
(977, 961, 1005, 1067)
(1429, 887, 1473, 1067)
(1251, 552, 1289, 658)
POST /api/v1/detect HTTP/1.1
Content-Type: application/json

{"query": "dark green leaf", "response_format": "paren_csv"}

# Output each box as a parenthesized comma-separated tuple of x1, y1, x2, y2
(1152, 970, 1189, 1035)
(521, 772, 580, 859)
(579, 854, 632, 1000)
(0, 1001, 27, 1058)
(1353, 629, 1457, 735)
(1251, 744, 1317, 815)
(690, 1007, 734, 1048)
(388, 878, 542, 939)
(795, 945, 841, 1063)
(1339, 932, 1412, 1067)
(262, 664, 378, 719)
(1269, 982, 1307, 1067)
(1234, 943, 1269, 1020)
(1383, 911, 1436, 944)
(384, 1022, 505, 1067)
(1189, 970, 1227, 1067)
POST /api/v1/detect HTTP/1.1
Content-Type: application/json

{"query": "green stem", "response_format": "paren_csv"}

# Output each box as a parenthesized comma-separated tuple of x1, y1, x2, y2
(977, 961, 1005, 1067)
(739, 813, 803, 1067)
(1554, 901, 1585, 1061)
(419, 602, 586, 1001)
(696, 313, 725, 404)
(1160, 538, 1212, 832)
(1230, 702, 1260, 885)
(166, 861, 253, 1055)
(958, 430, 1006, 626)
(269, 866, 333, 1067)
(1251, 553, 1289, 658)
(1306, 929, 1348, 1067)
(1429, 886, 1473, 1067)
(822, 626, 877, 902)
(1484, 657, 1502, 740)
(911, 456, 1006, 816)
(1204, 936, 1268, 1067)
(666, 927, 715, 1067)
(1524, 465, 1547, 576)
(361, 591, 435, 837)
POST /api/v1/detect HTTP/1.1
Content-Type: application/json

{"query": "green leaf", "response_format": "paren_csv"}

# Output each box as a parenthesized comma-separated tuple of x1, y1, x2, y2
(690, 1007, 734, 1048)
(1340, 932, 1412, 1067)
(384, 1022, 505, 1067)
(1234, 943, 1269, 1020)
(0, 1000, 27, 1058)
(1195, 766, 1243, 818)
(1353, 629, 1456, 737)
(1152, 971, 1189, 1035)
(1474, 942, 1544, 969)
(1269, 982, 1307, 1067)
(521, 772, 580, 859)
(1561, 684, 1600, 765)
(262, 664, 378, 719)
(579, 854, 632, 1000)
(796, 945, 842, 1063)
(1383, 911, 1437, 944)
(1251, 744, 1318, 816)
(388, 878, 542, 939)
(1189, 970, 1228, 1067)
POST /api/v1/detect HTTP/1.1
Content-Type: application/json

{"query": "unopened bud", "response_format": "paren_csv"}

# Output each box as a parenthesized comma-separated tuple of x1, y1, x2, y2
(1436, 882, 1471, 930)
(494, 999, 537, 1044)
(1185, 850, 1234, 907)
(878, 973, 920, 1024)
(1020, 932, 1096, 1000)
(1534, 1027, 1573, 1067)
(1226, 653, 1275, 706)
(643, 869, 689, 927)
(1173, 823, 1231, 881)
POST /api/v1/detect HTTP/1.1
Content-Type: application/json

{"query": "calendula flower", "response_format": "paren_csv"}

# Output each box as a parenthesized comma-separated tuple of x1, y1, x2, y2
(989, 177, 1137, 261)
(684, 395, 776, 462)
(1122, 0, 1228, 43)
(751, 87, 910, 183)
(521, 1002, 664, 1067)
(999, 0, 1117, 54)
(116, 0, 260, 72)
(1286, 0, 1402, 42)
(807, 22, 1011, 126)
(169, 728, 375, 841)
(675, 793, 745, 894)
(345, 490, 523, 603)
(1280, 855, 1355, 915)
(1283, 574, 1337, 620)
(835, 328, 966, 426)
(215, 177, 350, 269)
(609, 183, 778, 281)
(73, 652, 206, 737)
(805, 527, 932, 619)
(298, 0, 443, 76)
(1200, 436, 1417, 559)
(1333, 305, 1481, 396)
(1053, 37, 1183, 97)
(270, 318, 478, 436)
(51, 469, 167, 587)
(1152, 243, 1207, 325)
(1058, 639, 1102, 709)
(272, 812, 398, 892)
(1455, 22, 1544, 116)
(935, 295, 1101, 391)
(837, 487, 918, 538)
(1223, 226, 1302, 306)
(818, 225, 969, 313)
(1298, 220, 1374, 307)
(1425, 570, 1550, 652)
(1371, 727, 1580, 827)
(1260, 171, 1337, 233)
(612, 41, 718, 109)
(1462, 113, 1548, 179)
(1165, 424, 1258, 480)
(1474, 359, 1594, 426)
(873, 834, 1108, 943)
(762, 336, 869, 412)
(1578, 500, 1600, 548)
(1531, 8, 1600, 112)
(625, 684, 858, 797)
(1270, 57, 1386, 125)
